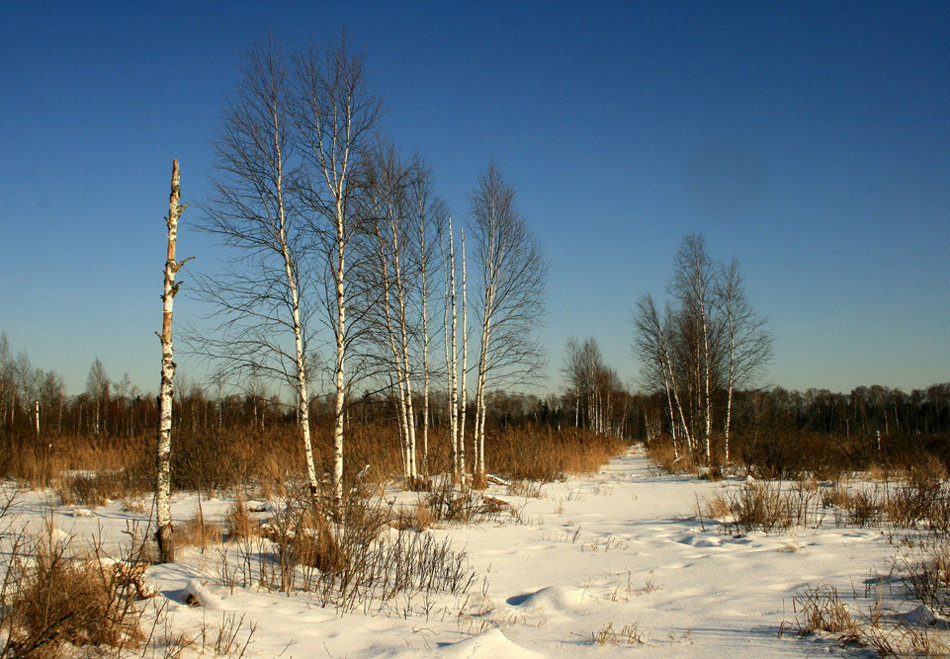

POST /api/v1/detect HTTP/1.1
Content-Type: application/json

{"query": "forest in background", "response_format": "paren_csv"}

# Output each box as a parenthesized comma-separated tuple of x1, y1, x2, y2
(2, 328, 949, 486)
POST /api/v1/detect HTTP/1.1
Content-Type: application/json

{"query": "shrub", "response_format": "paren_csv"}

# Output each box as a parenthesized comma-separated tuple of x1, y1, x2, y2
(1, 524, 145, 658)
(246, 486, 475, 614)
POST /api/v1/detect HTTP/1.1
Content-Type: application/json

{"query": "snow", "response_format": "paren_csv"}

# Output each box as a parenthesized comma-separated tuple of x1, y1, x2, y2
(0, 449, 937, 657)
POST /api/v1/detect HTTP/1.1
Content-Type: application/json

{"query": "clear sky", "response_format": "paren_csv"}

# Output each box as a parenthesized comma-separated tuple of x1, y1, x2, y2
(2, 1, 948, 397)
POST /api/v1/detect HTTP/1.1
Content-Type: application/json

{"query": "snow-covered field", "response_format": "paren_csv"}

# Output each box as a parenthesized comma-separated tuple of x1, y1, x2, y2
(1, 449, 934, 658)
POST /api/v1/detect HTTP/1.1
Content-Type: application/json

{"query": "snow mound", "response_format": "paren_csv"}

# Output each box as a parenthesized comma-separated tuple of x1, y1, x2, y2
(442, 628, 545, 659)
(508, 585, 593, 611)
(902, 604, 937, 626)
(184, 580, 218, 609)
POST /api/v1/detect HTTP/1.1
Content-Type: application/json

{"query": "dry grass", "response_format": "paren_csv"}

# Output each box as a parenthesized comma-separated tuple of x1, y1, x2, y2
(707, 480, 823, 535)
(0, 434, 152, 492)
(5, 424, 626, 502)
(591, 621, 644, 646)
(390, 499, 436, 532)
(785, 579, 950, 657)
(55, 471, 135, 508)
(0, 522, 147, 659)
(506, 479, 545, 498)
(421, 479, 522, 526)
(229, 486, 476, 614)
(697, 494, 731, 520)
(176, 502, 224, 550)
(791, 584, 862, 642)
(225, 495, 260, 541)
(818, 462, 950, 534)
(486, 426, 626, 482)
(900, 539, 950, 616)
(645, 439, 696, 475)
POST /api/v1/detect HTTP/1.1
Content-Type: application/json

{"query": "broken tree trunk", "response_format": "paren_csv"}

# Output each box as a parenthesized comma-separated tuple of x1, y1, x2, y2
(156, 159, 188, 564)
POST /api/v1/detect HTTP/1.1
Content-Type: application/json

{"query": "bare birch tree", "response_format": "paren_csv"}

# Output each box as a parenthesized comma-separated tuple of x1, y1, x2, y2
(670, 233, 720, 463)
(409, 155, 448, 477)
(295, 36, 383, 508)
(197, 39, 322, 506)
(363, 149, 448, 482)
(440, 216, 464, 482)
(716, 257, 773, 461)
(156, 159, 188, 564)
(632, 294, 693, 454)
(468, 161, 546, 482)
(562, 336, 624, 436)
(364, 146, 419, 480)
(632, 234, 772, 466)
(85, 358, 109, 437)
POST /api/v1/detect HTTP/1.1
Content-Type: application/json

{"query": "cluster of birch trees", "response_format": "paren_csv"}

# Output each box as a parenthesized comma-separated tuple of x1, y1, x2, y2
(192, 36, 546, 504)
(632, 233, 773, 466)
(562, 337, 628, 437)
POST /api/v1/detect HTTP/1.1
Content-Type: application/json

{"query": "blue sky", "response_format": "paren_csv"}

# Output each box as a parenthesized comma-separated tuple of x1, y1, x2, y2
(2, 1, 948, 396)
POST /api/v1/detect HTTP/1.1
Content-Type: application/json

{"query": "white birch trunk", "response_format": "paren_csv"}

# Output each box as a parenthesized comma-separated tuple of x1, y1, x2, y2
(475, 276, 494, 481)
(724, 323, 736, 464)
(333, 207, 346, 511)
(459, 229, 469, 479)
(419, 213, 430, 476)
(665, 346, 693, 453)
(277, 188, 320, 510)
(701, 308, 713, 464)
(377, 221, 414, 480)
(662, 370, 679, 458)
(391, 218, 417, 479)
(156, 159, 187, 564)
(442, 221, 460, 482)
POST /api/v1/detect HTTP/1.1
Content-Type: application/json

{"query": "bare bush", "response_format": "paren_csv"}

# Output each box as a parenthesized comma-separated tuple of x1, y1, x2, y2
(228, 485, 477, 616)
(717, 480, 823, 535)
(422, 479, 521, 525)
(1, 523, 147, 658)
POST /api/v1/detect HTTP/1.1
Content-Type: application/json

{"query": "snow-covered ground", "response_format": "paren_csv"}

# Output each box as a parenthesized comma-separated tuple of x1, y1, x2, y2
(1, 449, 931, 658)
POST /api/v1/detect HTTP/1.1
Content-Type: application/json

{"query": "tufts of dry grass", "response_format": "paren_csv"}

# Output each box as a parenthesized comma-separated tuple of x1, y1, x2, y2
(506, 479, 545, 498)
(389, 499, 436, 532)
(225, 495, 260, 542)
(791, 584, 862, 642)
(1, 522, 148, 659)
(239, 486, 476, 613)
(591, 621, 644, 646)
(55, 471, 134, 508)
(176, 501, 224, 551)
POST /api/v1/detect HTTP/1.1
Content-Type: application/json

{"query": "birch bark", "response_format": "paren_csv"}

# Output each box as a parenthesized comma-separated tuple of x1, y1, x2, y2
(157, 159, 187, 564)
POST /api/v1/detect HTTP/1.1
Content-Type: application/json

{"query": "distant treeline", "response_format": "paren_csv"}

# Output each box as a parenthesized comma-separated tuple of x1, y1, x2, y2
(1, 332, 947, 447)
